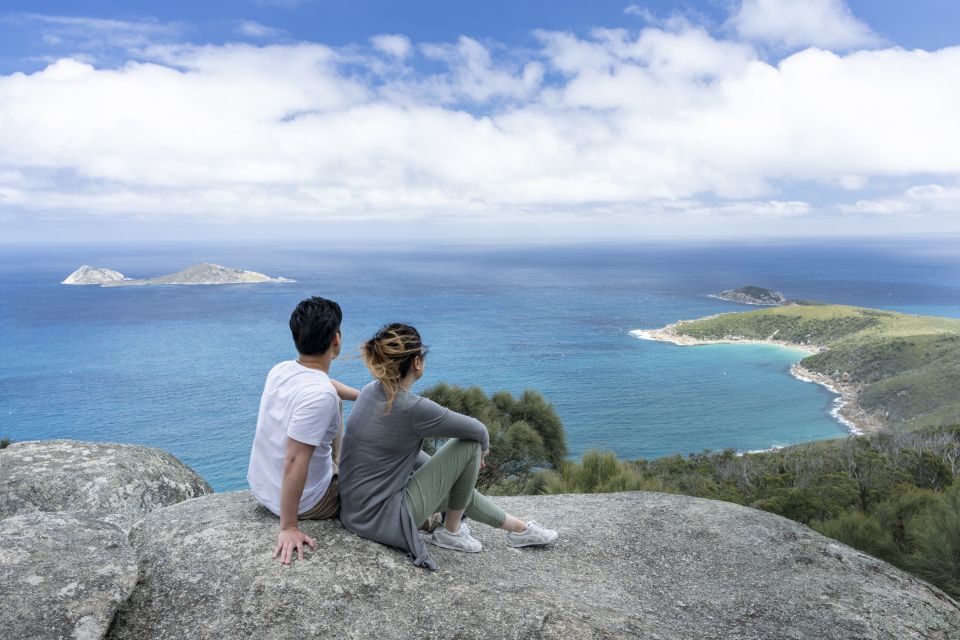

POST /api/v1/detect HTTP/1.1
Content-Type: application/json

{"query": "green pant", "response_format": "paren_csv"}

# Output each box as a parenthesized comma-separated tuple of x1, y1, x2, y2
(404, 439, 506, 530)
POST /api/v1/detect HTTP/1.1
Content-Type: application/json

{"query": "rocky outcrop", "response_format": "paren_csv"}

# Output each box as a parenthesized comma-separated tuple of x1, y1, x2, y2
(0, 441, 212, 640)
(4, 441, 960, 639)
(0, 440, 213, 524)
(109, 490, 960, 640)
(0, 511, 138, 640)
(62, 265, 126, 285)
(713, 286, 788, 306)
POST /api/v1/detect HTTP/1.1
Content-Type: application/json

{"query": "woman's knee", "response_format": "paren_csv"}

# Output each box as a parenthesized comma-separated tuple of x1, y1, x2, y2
(445, 438, 482, 459)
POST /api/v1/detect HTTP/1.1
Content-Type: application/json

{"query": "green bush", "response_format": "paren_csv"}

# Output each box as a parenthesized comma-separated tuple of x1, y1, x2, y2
(872, 485, 939, 556)
(907, 481, 960, 597)
(812, 511, 897, 561)
(534, 451, 660, 495)
(422, 384, 567, 492)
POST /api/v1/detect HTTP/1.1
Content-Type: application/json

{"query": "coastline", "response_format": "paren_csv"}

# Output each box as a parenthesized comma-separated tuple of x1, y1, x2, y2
(631, 324, 882, 435)
(629, 323, 821, 355)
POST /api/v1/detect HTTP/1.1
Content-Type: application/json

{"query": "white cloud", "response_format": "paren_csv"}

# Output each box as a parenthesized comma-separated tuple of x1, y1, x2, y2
(730, 0, 881, 51)
(0, 18, 959, 236)
(236, 21, 287, 39)
(416, 36, 543, 103)
(370, 34, 412, 59)
(840, 184, 960, 216)
(624, 5, 657, 22)
(5, 13, 185, 53)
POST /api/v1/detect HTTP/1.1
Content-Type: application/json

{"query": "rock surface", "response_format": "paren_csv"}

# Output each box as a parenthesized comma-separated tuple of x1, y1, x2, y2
(0, 511, 138, 640)
(5, 441, 960, 639)
(713, 286, 788, 306)
(62, 265, 126, 285)
(109, 490, 960, 640)
(0, 440, 213, 524)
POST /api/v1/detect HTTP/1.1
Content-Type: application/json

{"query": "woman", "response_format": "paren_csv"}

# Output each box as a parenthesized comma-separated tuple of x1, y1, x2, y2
(339, 323, 558, 570)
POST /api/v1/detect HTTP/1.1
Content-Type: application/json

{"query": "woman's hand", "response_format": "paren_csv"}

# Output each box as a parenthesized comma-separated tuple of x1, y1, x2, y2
(273, 526, 316, 565)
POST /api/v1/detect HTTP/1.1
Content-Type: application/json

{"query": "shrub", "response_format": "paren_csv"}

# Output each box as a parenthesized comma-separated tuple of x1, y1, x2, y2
(812, 512, 897, 561)
(907, 481, 960, 598)
(422, 384, 567, 491)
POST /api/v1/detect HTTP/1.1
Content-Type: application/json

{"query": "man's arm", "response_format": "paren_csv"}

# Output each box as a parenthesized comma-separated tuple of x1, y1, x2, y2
(330, 378, 360, 402)
(272, 437, 317, 565)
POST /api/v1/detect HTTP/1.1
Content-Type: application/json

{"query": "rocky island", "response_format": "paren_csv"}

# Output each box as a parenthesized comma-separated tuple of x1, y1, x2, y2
(633, 302, 960, 433)
(711, 285, 788, 306)
(2, 439, 958, 639)
(61, 265, 127, 285)
(62, 262, 293, 286)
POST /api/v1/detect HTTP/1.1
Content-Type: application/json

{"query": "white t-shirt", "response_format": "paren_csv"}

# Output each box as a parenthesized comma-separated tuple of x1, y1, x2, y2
(247, 360, 342, 516)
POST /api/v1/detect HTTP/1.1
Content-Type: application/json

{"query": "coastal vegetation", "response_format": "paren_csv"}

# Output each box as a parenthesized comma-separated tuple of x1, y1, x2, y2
(0, 437, 10, 449)
(669, 303, 960, 429)
(425, 383, 960, 599)
(421, 384, 567, 492)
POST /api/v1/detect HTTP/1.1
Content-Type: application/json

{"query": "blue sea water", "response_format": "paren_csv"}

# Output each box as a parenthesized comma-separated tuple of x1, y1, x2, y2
(2, 239, 959, 491)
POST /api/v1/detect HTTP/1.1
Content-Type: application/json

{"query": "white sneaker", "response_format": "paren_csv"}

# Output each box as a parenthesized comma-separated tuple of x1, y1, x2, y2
(430, 525, 482, 553)
(504, 521, 558, 548)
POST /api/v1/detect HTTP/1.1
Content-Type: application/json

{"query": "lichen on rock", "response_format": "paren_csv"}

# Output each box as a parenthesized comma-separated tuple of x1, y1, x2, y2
(0, 511, 138, 640)
(0, 440, 213, 526)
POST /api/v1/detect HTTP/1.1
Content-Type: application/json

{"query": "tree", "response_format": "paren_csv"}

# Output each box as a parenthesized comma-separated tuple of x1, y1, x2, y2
(422, 384, 568, 491)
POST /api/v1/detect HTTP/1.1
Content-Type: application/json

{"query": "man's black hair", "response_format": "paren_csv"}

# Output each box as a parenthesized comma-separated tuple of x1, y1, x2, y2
(289, 296, 342, 355)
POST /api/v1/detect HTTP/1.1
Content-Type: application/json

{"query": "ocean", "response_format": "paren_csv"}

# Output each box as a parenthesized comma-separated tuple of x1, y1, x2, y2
(2, 239, 959, 491)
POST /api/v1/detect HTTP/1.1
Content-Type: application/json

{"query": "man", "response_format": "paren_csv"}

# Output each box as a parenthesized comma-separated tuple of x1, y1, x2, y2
(247, 296, 360, 564)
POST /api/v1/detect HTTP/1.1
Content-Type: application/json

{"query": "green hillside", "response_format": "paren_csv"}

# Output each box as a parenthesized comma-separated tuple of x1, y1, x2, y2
(672, 303, 960, 429)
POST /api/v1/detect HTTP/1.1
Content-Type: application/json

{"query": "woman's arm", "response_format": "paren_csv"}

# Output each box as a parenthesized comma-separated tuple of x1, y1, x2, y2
(330, 378, 360, 401)
(408, 396, 490, 451)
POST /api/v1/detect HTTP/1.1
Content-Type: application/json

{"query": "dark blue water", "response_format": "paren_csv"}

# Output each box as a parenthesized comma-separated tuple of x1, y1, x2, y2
(2, 239, 959, 490)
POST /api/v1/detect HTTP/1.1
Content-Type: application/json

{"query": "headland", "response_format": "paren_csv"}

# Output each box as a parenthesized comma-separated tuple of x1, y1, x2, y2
(633, 301, 960, 434)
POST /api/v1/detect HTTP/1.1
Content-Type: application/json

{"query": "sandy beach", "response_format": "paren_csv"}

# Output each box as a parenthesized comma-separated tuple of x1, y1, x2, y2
(629, 323, 821, 354)
(631, 324, 884, 435)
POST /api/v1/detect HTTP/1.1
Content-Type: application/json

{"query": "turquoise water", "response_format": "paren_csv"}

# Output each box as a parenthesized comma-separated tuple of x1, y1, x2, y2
(2, 240, 959, 490)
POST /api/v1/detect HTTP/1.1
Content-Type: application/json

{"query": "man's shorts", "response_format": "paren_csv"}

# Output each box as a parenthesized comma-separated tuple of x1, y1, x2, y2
(298, 474, 340, 520)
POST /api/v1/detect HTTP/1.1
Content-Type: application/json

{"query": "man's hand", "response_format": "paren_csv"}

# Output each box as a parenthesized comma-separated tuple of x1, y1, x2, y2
(273, 527, 316, 565)
(481, 449, 490, 470)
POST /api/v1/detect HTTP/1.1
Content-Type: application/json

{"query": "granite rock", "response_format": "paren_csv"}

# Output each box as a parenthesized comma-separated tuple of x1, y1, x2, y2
(0, 511, 138, 640)
(109, 490, 960, 640)
(0, 440, 213, 526)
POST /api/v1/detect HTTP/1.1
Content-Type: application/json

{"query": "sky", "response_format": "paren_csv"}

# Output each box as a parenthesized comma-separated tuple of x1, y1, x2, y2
(1, 0, 959, 244)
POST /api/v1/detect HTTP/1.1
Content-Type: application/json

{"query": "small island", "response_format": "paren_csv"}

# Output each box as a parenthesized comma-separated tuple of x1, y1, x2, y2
(633, 302, 960, 434)
(62, 263, 294, 286)
(710, 285, 788, 306)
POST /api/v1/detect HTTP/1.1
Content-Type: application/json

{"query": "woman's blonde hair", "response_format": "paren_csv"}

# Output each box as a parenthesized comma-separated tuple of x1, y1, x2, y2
(361, 323, 426, 413)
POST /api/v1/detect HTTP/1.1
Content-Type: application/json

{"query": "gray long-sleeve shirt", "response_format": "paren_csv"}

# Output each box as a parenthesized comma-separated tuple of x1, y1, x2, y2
(339, 381, 490, 570)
